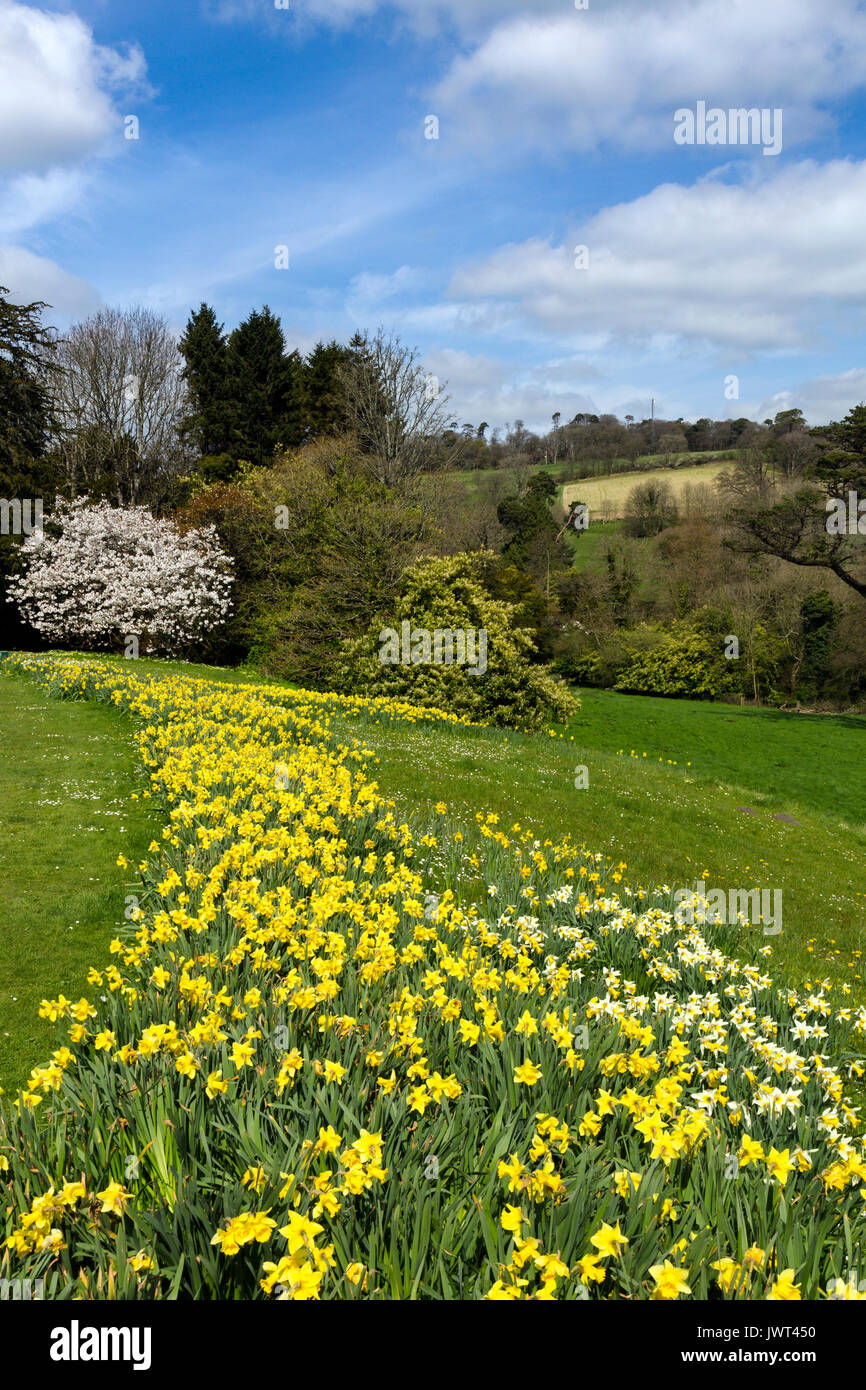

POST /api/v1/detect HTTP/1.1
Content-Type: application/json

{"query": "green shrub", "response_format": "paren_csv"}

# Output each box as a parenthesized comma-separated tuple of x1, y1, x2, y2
(340, 551, 578, 729)
(614, 624, 737, 698)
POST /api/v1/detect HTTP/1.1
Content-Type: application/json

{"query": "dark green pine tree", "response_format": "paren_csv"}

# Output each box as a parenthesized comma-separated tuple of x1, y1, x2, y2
(815, 402, 866, 495)
(303, 340, 351, 438)
(0, 285, 62, 647)
(227, 306, 306, 465)
(0, 286, 56, 488)
(178, 303, 235, 460)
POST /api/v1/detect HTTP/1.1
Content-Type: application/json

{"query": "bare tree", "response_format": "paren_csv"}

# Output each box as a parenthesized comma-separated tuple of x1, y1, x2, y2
(657, 429, 689, 463)
(337, 329, 461, 487)
(50, 305, 191, 506)
(622, 478, 678, 537)
(715, 447, 776, 508)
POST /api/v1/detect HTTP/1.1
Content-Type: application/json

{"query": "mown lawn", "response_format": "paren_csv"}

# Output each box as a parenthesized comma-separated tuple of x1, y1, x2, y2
(567, 688, 866, 828)
(0, 671, 159, 1094)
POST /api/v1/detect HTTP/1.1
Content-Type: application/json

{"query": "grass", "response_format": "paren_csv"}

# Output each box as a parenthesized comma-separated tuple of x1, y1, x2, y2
(561, 518, 623, 569)
(0, 670, 159, 1095)
(4, 654, 862, 1304)
(567, 688, 866, 826)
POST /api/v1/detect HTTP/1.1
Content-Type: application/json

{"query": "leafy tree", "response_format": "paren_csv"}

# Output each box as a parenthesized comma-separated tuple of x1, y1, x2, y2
(497, 471, 562, 575)
(484, 559, 557, 661)
(772, 408, 807, 435)
(613, 623, 737, 699)
(340, 550, 578, 729)
(0, 286, 55, 484)
(725, 405, 866, 601)
(0, 285, 61, 648)
(605, 546, 637, 626)
(799, 590, 840, 696)
(183, 436, 425, 683)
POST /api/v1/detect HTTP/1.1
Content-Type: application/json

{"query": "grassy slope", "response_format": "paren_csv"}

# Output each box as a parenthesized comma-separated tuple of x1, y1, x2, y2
(55, 656, 866, 992)
(560, 518, 623, 569)
(0, 672, 159, 1094)
(570, 689, 866, 826)
(342, 729, 862, 1000)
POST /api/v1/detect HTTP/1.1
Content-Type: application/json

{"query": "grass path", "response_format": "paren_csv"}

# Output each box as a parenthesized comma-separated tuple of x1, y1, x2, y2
(0, 672, 159, 1095)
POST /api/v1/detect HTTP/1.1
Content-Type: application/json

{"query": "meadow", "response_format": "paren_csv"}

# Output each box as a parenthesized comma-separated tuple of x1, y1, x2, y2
(0, 652, 864, 1301)
(562, 460, 730, 521)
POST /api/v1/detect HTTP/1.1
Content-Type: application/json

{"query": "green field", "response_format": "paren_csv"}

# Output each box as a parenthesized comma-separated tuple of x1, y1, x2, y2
(1, 655, 864, 1099)
(561, 518, 623, 568)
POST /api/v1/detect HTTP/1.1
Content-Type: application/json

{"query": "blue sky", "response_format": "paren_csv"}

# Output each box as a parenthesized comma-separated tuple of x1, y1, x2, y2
(4, 0, 866, 432)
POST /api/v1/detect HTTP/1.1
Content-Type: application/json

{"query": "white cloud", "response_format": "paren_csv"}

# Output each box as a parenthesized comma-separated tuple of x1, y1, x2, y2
(447, 160, 866, 355)
(429, 0, 866, 154)
(0, 0, 148, 173)
(0, 168, 89, 240)
(0, 2, 148, 321)
(419, 346, 605, 432)
(753, 370, 866, 426)
(232, 0, 866, 152)
(206, 0, 542, 36)
(423, 349, 866, 432)
(0, 245, 100, 322)
(346, 264, 429, 316)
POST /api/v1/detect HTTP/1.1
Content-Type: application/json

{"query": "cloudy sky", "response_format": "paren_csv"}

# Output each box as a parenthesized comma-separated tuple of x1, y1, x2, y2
(3, 0, 866, 431)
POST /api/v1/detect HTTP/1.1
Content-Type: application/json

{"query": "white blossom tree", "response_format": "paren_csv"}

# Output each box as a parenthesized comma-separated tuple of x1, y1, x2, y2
(8, 496, 233, 653)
